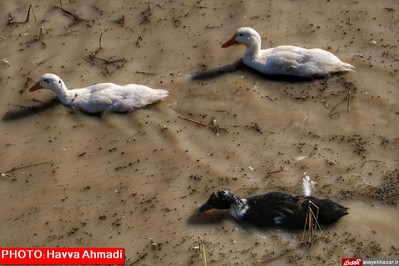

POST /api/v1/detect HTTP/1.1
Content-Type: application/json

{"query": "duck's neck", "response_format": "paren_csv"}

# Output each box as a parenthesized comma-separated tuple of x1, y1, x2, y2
(229, 196, 249, 219)
(244, 40, 261, 59)
(53, 82, 77, 106)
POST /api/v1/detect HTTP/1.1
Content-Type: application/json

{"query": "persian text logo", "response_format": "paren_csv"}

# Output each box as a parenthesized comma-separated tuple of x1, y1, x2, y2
(342, 258, 363, 266)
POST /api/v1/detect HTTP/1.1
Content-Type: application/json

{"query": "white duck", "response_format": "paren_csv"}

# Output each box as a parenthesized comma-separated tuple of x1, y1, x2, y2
(29, 73, 169, 113)
(222, 27, 355, 78)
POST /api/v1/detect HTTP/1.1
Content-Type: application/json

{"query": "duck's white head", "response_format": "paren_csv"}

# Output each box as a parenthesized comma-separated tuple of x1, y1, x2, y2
(29, 73, 64, 92)
(222, 27, 261, 48)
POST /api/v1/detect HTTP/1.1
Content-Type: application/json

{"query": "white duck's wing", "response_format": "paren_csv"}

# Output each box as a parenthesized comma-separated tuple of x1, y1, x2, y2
(271, 46, 353, 77)
(106, 84, 169, 112)
(245, 46, 310, 76)
(70, 83, 168, 113)
(71, 83, 123, 113)
(246, 45, 354, 78)
(270, 50, 321, 77)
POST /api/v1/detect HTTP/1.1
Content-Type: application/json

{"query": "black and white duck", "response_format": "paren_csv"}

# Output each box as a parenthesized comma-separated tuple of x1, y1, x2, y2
(198, 191, 348, 229)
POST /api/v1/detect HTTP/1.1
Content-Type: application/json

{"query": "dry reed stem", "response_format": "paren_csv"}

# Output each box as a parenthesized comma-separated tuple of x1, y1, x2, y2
(178, 115, 207, 127)
(7, 4, 36, 25)
(54, 5, 88, 23)
(301, 201, 322, 244)
(198, 235, 208, 266)
(346, 91, 351, 112)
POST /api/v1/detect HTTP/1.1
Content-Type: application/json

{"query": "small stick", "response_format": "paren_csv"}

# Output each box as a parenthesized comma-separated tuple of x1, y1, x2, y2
(98, 29, 108, 49)
(96, 57, 126, 65)
(178, 115, 207, 127)
(308, 208, 313, 243)
(89, 30, 109, 59)
(54, 5, 88, 23)
(82, 56, 126, 65)
(301, 201, 322, 244)
(1, 162, 52, 177)
(104, 65, 110, 76)
(198, 236, 208, 266)
(81, 56, 94, 63)
(7, 4, 36, 25)
(56, 29, 81, 37)
(346, 91, 351, 112)
(328, 96, 347, 116)
(360, 160, 385, 169)
(135, 71, 157, 76)
(266, 167, 284, 175)
(38, 27, 44, 41)
(301, 208, 309, 242)
(25, 4, 37, 23)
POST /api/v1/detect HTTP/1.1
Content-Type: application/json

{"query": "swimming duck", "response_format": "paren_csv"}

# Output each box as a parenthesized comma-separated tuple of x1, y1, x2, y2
(29, 73, 169, 113)
(222, 27, 355, 78)
(198, 191, 348, 229)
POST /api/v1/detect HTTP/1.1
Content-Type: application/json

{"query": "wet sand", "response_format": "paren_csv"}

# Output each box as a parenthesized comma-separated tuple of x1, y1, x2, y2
(0, 0, 398, 265)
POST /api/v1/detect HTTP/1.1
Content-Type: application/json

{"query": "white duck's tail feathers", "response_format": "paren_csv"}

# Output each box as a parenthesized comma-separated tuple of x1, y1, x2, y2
(144, 89, 169, 104)
(339, 62, 356, 72)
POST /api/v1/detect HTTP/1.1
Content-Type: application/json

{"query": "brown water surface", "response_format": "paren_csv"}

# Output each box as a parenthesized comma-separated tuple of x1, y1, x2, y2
(0, 1, 398, 265)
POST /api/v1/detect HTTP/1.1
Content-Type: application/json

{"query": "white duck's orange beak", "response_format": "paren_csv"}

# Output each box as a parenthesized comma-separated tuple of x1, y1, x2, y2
(29, 81, 42, 92)
(221, 35, 238, 48)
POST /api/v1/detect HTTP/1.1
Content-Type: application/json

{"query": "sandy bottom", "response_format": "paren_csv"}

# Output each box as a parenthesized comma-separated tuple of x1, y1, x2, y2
(1, 0, 398, 265)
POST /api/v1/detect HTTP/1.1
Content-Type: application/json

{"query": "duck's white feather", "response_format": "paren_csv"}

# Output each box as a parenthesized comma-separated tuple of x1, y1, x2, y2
(230, 198, 250, 219)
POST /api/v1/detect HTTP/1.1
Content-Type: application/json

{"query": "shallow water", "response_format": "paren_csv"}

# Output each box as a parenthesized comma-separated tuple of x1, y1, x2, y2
(0, 0, 398, 265)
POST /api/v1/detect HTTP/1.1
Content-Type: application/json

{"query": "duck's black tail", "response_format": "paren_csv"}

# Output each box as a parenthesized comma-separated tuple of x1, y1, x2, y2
(306, 197, 349, 225)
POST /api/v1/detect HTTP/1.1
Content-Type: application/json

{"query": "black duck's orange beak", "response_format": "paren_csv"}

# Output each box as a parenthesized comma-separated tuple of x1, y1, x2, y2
(221, 35, 238, 48)
(29, 81, 42, 92)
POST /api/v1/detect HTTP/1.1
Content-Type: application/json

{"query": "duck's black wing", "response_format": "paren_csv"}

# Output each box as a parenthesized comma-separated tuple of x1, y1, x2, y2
(244, 192, 306, 228)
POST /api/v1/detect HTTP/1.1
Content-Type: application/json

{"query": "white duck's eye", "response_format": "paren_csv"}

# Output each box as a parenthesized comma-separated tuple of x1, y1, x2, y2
(45, 79, 49, 84)
(58, 80, 61, 84)
(238, 33, 243, 36)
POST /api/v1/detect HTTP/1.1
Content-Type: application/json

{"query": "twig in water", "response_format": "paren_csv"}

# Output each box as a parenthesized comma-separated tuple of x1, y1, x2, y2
(56, 29, 81, 37)
(89, 29, 109, 58)
(7, 4, 36, 25)
(26, 4, 36, 23)
(98, 29, 108, 49)
(301, 201, 322, 245)
(360, 160, 385, 169)
(329, 93, 349, 117)
(54, 5, 89, 23)
(95, 57, 126, 65)
(81, 30, 126, 76)
(198, 236, 208, 266)
(1, 162, 52, 178)
(38, 27, 44, 41)
(178, 115, 207, 127)
(346, 91, 351, 112)
(135, 71, 157, 76)
(266, 167, 284, 175)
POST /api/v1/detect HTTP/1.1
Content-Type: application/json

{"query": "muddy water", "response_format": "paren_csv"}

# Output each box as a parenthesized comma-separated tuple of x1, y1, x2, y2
(0, 0, 398, 265)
